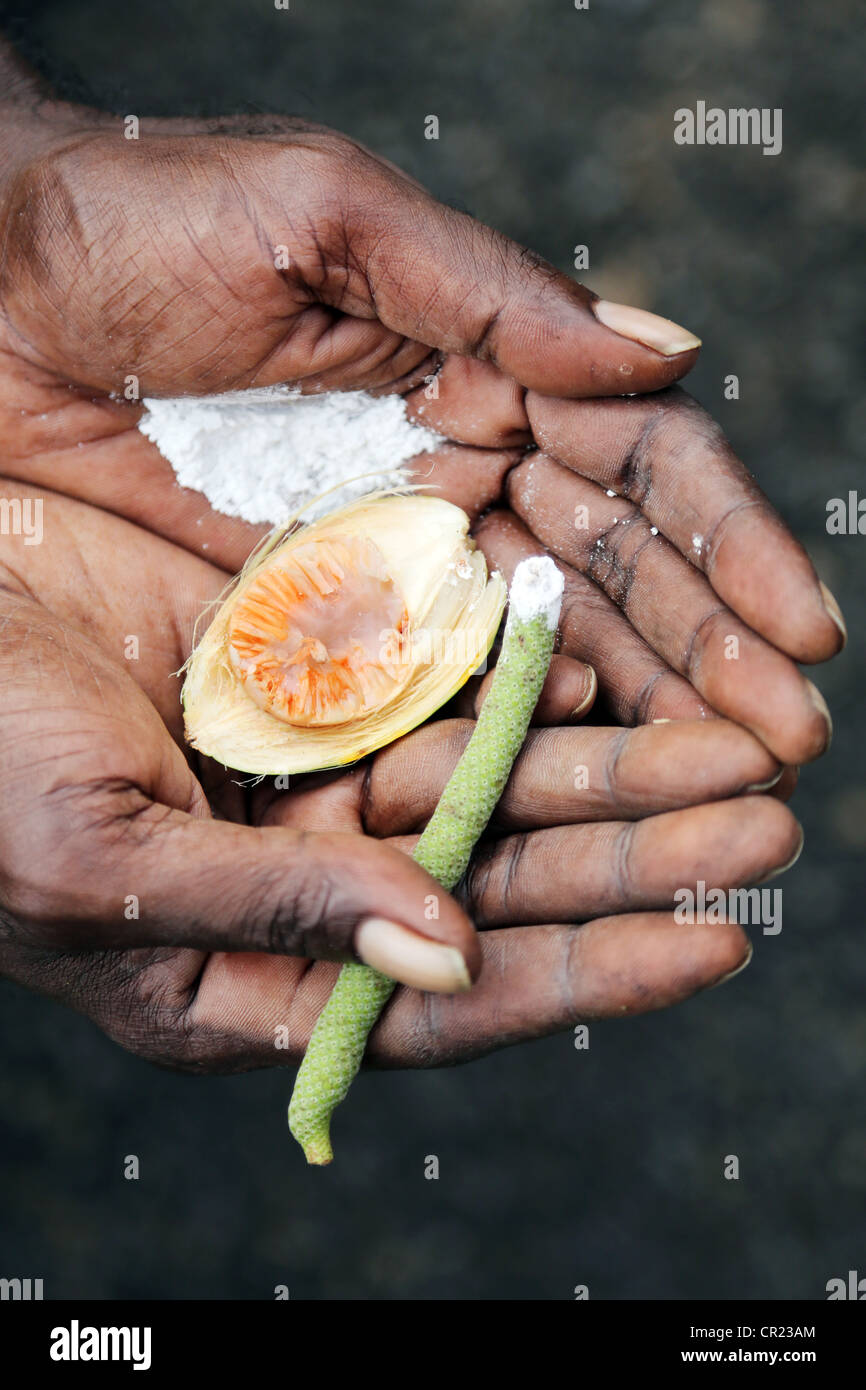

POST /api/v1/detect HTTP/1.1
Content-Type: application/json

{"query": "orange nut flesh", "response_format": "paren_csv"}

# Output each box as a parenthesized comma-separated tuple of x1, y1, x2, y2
(227, 535, 410, 727)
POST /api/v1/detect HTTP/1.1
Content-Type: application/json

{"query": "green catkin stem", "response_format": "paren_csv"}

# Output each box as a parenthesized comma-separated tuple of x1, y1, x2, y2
(288, 558, 563, 1164)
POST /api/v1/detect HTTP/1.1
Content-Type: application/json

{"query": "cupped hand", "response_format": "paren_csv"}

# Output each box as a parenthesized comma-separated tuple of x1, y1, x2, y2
(0, 95, 842, 773)
(0, 98, 694, 563)
(0, 483, 801, 1071)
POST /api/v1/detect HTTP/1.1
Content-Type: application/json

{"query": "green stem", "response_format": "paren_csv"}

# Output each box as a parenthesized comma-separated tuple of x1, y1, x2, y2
(288, 557, 563, 1164)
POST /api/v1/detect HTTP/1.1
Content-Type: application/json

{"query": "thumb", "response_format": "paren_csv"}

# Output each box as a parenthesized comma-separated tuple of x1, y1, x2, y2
(31, 806, 481, 994)
(0, 595, 477, 993)
(347, 178, 701, 397)
(137, 814, 481, 992)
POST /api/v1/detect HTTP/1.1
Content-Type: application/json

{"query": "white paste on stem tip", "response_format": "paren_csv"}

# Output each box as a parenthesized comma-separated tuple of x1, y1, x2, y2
(509, 556, 564, 629)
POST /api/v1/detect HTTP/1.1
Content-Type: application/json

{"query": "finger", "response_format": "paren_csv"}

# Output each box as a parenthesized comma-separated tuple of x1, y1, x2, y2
(0, 593, 479, 991)
(525, 387, 845, 662)
(253, 765, 367, 834)
(363, 717, 781, 837)
(344, 167, 702, 396)
(474, 653, 597, 726)
(371, 913, 750, 1066)
(5, 908, 747, 1072)
(404, 442, 520, 521)
(473, 508, 709, 726)
(2, 131, 696, 402)
(506, 453, 832, 764)
(455, 796, 802, 927)
(402, 651, 594, 731)
(18, 798, 482, 991)
(194, 914, 749, 1068)
(405, 358, 532, 447)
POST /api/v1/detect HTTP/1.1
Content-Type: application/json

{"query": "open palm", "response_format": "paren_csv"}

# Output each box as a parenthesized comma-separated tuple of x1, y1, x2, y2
(0, 480, 801, 1072)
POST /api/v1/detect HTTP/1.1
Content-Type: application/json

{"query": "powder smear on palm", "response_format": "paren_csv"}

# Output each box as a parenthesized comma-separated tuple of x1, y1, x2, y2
(139, 386, 444, 525)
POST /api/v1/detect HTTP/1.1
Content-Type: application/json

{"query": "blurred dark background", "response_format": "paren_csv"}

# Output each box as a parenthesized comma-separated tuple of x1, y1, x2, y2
(0, 0, 863, 1300)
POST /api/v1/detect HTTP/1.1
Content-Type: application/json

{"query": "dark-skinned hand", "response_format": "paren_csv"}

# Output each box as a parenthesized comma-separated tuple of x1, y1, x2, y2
(0, 55, 843, 773)
(0, 484, 801, 1070)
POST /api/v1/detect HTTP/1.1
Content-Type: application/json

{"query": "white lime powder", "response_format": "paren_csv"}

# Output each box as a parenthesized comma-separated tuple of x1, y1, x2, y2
(139, 386, 444, 525)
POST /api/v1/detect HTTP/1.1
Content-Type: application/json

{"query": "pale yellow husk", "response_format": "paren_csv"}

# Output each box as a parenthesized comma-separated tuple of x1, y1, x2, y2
(182, 492, 507, 775)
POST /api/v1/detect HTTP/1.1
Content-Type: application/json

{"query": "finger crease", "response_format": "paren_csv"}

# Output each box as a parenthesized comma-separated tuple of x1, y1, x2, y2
(613, 821, 637, 903)
(700, 497, 767, 579)
(618, 413, 660, 507)
(681, 604, 727, 684)
(602, 727, 630, 805)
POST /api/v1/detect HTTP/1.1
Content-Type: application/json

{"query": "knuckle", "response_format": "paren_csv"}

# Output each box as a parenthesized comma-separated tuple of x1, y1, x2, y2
(0, 779, 151, 941)
(630, 669, 665, 724)
(265, 135, 369, 223)
(681, 605, 728, 683)
(103, 963, 215, 1073)
(612, 821, 638, 903)
(0, 808, 83, 934)
(434, 718, 475, 770)
(0, 149, 78, 296)
(283, 872, 340, 952)
(239, 844, 342, 957)
(650, 392, 722, 454)
(601, 726, 631, 803)
(402, 990, 450, 1068)
(460, 839, 496, 924)
(0, 136, 126, 331)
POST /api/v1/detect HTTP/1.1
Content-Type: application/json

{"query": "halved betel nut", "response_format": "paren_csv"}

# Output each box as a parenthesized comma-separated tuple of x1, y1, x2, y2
(182, 492, 506, 775)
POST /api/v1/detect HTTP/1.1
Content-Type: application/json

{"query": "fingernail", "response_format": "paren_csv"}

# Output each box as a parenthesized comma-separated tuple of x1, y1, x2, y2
(709, 940, 753, 990)
(592, 300, 702, 356)
(355, 917, 472, 993)
(819, 581, 847, 647)
(744, 767, 784, 794)
(570, 665, 597, 719)
(806, 680, 833, 749)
